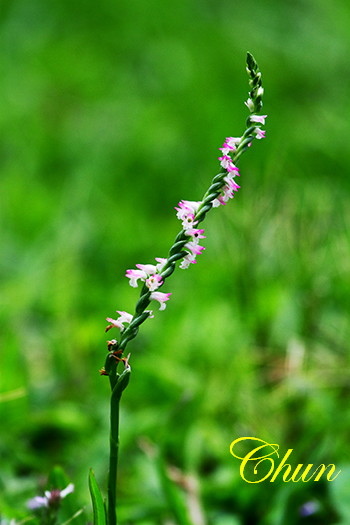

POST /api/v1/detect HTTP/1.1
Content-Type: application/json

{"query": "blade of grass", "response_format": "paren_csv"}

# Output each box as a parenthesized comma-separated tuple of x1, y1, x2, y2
(89, 469, 107, 525)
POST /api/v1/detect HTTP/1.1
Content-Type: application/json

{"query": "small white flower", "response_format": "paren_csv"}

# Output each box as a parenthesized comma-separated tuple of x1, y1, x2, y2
(244, 98, 255, 111)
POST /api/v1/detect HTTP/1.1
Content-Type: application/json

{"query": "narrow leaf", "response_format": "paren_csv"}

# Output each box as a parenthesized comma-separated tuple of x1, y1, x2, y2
(89, 469, 107, 525)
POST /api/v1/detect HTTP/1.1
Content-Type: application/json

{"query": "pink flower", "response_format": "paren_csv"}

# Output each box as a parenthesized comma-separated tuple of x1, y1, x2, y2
(146, 273, 163, 291)
(125, 268, 147, 287)
(185, 228, 206, 243)
(136, 258, 168, 274)
(175, 200, 202, 230)
(219, 146, 233, 155)
(225, 176, 240, 192)
(182, 213, 197, 230)
(185, 241, 205, 256)
(27, 484, 74, 510)
(250, 114, 267, 125)
(136, 263, 158, 274)
(126, 259, 168, 288)
(179, 253, 197, 269)
(106, 311, 133, 332)
(150, 291, 172, 310)
(255, 128, 266, 139)
(179, 240, 205, 268)
(218, 155, 232, 170)
(179, 229, 206, 268)
(218, 155, 239, 174)
(175, 200, 202, 215)
(222, 186, 235, 202)
(227, 163, 239, 173)
(212, 192, 232, 207)
(219, 137, 241, 155)
(226, 137, 241, 148)
(154, 257, 168, 271)
(212, 172, 241, 207)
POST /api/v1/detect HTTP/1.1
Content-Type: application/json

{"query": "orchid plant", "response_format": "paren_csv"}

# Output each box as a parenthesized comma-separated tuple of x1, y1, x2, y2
(27, 52, 266, 525)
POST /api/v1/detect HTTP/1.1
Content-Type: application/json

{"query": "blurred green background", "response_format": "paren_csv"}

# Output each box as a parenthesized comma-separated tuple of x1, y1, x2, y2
(1, 0, 350, 523)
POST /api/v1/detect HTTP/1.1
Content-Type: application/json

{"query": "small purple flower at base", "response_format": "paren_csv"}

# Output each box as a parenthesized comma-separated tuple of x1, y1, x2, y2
(150, 291, 172, 310)
(106, 311, 133, 332)
(299, 500, 320, 517)
(27, 483, 74, 510)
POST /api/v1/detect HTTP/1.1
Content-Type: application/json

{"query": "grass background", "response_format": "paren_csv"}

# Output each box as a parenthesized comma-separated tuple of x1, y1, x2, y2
(1, 0, 350, 523)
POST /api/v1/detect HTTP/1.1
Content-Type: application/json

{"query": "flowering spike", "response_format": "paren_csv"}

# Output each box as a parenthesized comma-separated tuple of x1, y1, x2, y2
(104, 53, 266, 359)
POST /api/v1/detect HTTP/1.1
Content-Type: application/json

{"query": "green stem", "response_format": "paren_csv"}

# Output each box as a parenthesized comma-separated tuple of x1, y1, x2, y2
(107, 365, 131, 525)
(108, 395, 119, 525)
